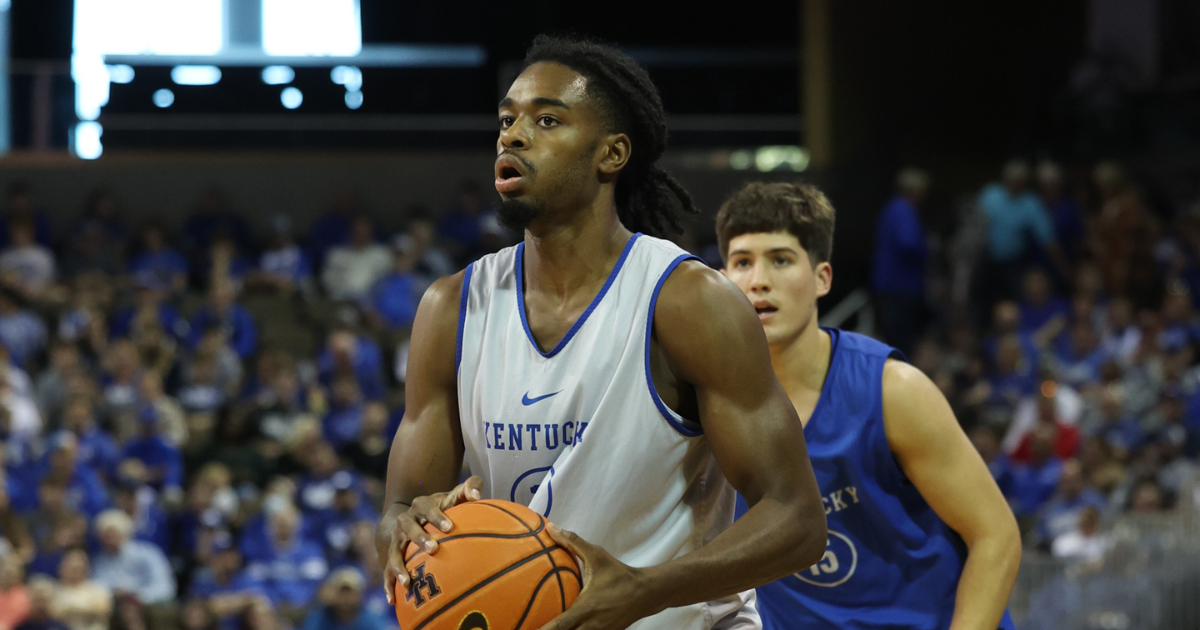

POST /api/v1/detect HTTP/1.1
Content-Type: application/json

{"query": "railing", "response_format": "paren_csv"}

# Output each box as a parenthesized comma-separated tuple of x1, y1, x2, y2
(1011, 474, 1200, 629)
(818, 287, 875, 336)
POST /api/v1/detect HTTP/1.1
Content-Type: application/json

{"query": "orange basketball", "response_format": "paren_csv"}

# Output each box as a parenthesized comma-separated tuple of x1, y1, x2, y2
(394, 500, 582, 630)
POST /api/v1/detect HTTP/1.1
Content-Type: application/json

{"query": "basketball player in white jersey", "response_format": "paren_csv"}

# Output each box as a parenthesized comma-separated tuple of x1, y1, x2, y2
(375, 36, 827, 629)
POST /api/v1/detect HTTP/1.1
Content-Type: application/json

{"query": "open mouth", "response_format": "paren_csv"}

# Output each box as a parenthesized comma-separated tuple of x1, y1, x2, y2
(754, 304, 778, 319)
(494, 156, 527, 194)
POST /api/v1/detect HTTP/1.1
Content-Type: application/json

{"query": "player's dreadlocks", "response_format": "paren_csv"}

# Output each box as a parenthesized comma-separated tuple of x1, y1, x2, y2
(524, 34, 698, 237)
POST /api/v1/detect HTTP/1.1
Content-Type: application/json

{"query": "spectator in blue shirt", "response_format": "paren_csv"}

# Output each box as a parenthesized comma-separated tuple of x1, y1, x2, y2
(1036, 161, 1085, 271)
(128, 224, 188, 296)
(244, 504, 329, 614)
(366, 236, 425, 333)
(1008, 425, 1065, 520)
(189, 533, 269, 630)
(121, 407, 184, 495)
(871, 168, 930, 355)
(0, 288, 47, 369)
(1091, 389, 1144, 462)
(977, 160, 1066, 308)
(109, 276, 191, 341)
(111, 478, 170, 553)
(1051, 320, 1108, 389)
(1033, 459, 1108, 548)
(317, 329, 386, 402)
(296, 443, 366, 520)
(246, 214, 314, 298)
(1158, 281, 1200, 352)
(323, 376, 366, 450)
(1018, 268, 1070, 335)
(311, 476, 378, 567)
(987, 335, 1038, 413)
(61, 396, 121, 481)
(35, 433, 109, 518)
(299, 568, 388, 630)
(189, 281, 258, 360)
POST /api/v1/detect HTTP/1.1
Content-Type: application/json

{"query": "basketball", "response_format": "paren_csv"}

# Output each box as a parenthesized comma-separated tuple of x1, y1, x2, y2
(393, 500, 582, 630)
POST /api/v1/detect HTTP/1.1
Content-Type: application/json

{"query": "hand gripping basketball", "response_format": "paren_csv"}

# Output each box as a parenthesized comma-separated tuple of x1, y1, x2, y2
(383, 476, 484, 605)
(537, 523, 658, 630)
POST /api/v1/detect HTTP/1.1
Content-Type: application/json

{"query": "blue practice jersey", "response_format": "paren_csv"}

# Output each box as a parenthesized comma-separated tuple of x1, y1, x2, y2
(736, 329, 1016, 629)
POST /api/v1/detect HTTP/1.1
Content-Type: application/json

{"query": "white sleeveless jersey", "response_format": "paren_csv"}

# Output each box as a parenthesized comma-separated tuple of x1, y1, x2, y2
(456, 233, 759, 629)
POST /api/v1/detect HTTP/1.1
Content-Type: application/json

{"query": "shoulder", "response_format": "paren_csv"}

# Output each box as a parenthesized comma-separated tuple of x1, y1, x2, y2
(882, 359, 937, 404)
(417, 271, 466, 319)
(655, 258, 747, 317)
(880, 359, 950, 442)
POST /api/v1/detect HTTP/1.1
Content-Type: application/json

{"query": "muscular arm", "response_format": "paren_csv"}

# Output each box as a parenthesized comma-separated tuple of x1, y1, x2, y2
(882, 360, 1021, 630)
(374, 273, 467, 578)
(639, 261, 827, 611)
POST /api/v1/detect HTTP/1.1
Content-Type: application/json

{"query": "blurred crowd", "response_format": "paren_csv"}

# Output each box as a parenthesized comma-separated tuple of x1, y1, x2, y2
(1, 154, 1199, 630)
(871, 159, 1200, 571)
(0, 179, 516, 630)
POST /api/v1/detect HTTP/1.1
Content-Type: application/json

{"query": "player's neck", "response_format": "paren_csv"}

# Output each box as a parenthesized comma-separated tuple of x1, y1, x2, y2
(770, 318, 832, 399)
(522, 199, 632, 298)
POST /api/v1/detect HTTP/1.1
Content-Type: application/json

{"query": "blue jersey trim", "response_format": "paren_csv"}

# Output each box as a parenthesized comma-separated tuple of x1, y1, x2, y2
(645, 253, 704, 438)
(455, 263, 474, 373)
(515, 233, 641, 359)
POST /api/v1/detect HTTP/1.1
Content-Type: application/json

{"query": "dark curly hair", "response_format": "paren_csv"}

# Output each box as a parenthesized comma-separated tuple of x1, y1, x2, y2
(523, 34, 697, 237)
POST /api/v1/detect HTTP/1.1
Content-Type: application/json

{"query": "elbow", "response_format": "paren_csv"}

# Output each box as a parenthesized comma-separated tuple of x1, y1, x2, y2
(794, 512, 829, 569)
(779, 495, 828, 572)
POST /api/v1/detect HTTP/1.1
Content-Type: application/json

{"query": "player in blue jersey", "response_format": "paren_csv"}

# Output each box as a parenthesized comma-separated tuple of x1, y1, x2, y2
(718, 182, 1022, 629)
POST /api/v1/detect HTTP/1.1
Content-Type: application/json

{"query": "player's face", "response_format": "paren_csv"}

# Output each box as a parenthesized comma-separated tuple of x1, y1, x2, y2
(495, 62, 607, 222)
(723, 231, 831, 346)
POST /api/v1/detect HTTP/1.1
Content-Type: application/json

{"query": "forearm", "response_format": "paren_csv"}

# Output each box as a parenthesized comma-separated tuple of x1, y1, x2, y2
(949, 533, 1021, 630)
(641, 495, 825, 614)
(374, 501, 409, 563)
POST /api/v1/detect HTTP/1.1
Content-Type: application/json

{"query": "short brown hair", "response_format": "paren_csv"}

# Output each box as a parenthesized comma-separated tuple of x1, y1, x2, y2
(715, 181, 836, 264)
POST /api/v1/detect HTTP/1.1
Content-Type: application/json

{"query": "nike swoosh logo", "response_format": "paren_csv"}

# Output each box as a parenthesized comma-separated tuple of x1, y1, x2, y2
(521, 391, 562, 406)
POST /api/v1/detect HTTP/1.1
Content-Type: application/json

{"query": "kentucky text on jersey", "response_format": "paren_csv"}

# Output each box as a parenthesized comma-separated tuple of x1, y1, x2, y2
(735, 329, 1017, 630)
(482, 422, 588, 451)
(821, 486, 860, 514)
(457, 234, 758, 628)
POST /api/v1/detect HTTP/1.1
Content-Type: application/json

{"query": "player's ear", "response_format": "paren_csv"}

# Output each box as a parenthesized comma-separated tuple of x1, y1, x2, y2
(598, 133, 631, 177)
(814, 262, 833, 298)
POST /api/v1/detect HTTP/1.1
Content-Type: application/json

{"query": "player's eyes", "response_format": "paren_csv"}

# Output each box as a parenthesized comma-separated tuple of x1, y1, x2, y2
(733, 259, 751, 268)
(774, 256, 791, 266)
(537, 116, 558, 127)
(499, 116, 514, 129)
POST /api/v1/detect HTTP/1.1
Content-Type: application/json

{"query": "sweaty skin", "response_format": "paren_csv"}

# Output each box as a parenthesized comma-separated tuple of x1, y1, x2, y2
(376, 61, 827, 629)
(724, 230, 1021, 630)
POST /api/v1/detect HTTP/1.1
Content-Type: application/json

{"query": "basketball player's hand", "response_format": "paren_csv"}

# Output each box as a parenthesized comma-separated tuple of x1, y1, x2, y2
(383, 475, 484, 605)
(540, 523, 655, 630)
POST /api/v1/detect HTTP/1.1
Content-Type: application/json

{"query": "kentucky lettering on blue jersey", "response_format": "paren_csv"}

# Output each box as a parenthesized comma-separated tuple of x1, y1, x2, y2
(735, 329, 1016, 630)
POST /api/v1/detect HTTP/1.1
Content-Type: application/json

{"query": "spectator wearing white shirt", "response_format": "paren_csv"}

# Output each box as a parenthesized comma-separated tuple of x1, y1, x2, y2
(320, 217, 391, 303)
(0, 218, 55, 300)
(1050, 505, 1107, 566)
(91, 510, 176, 630)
